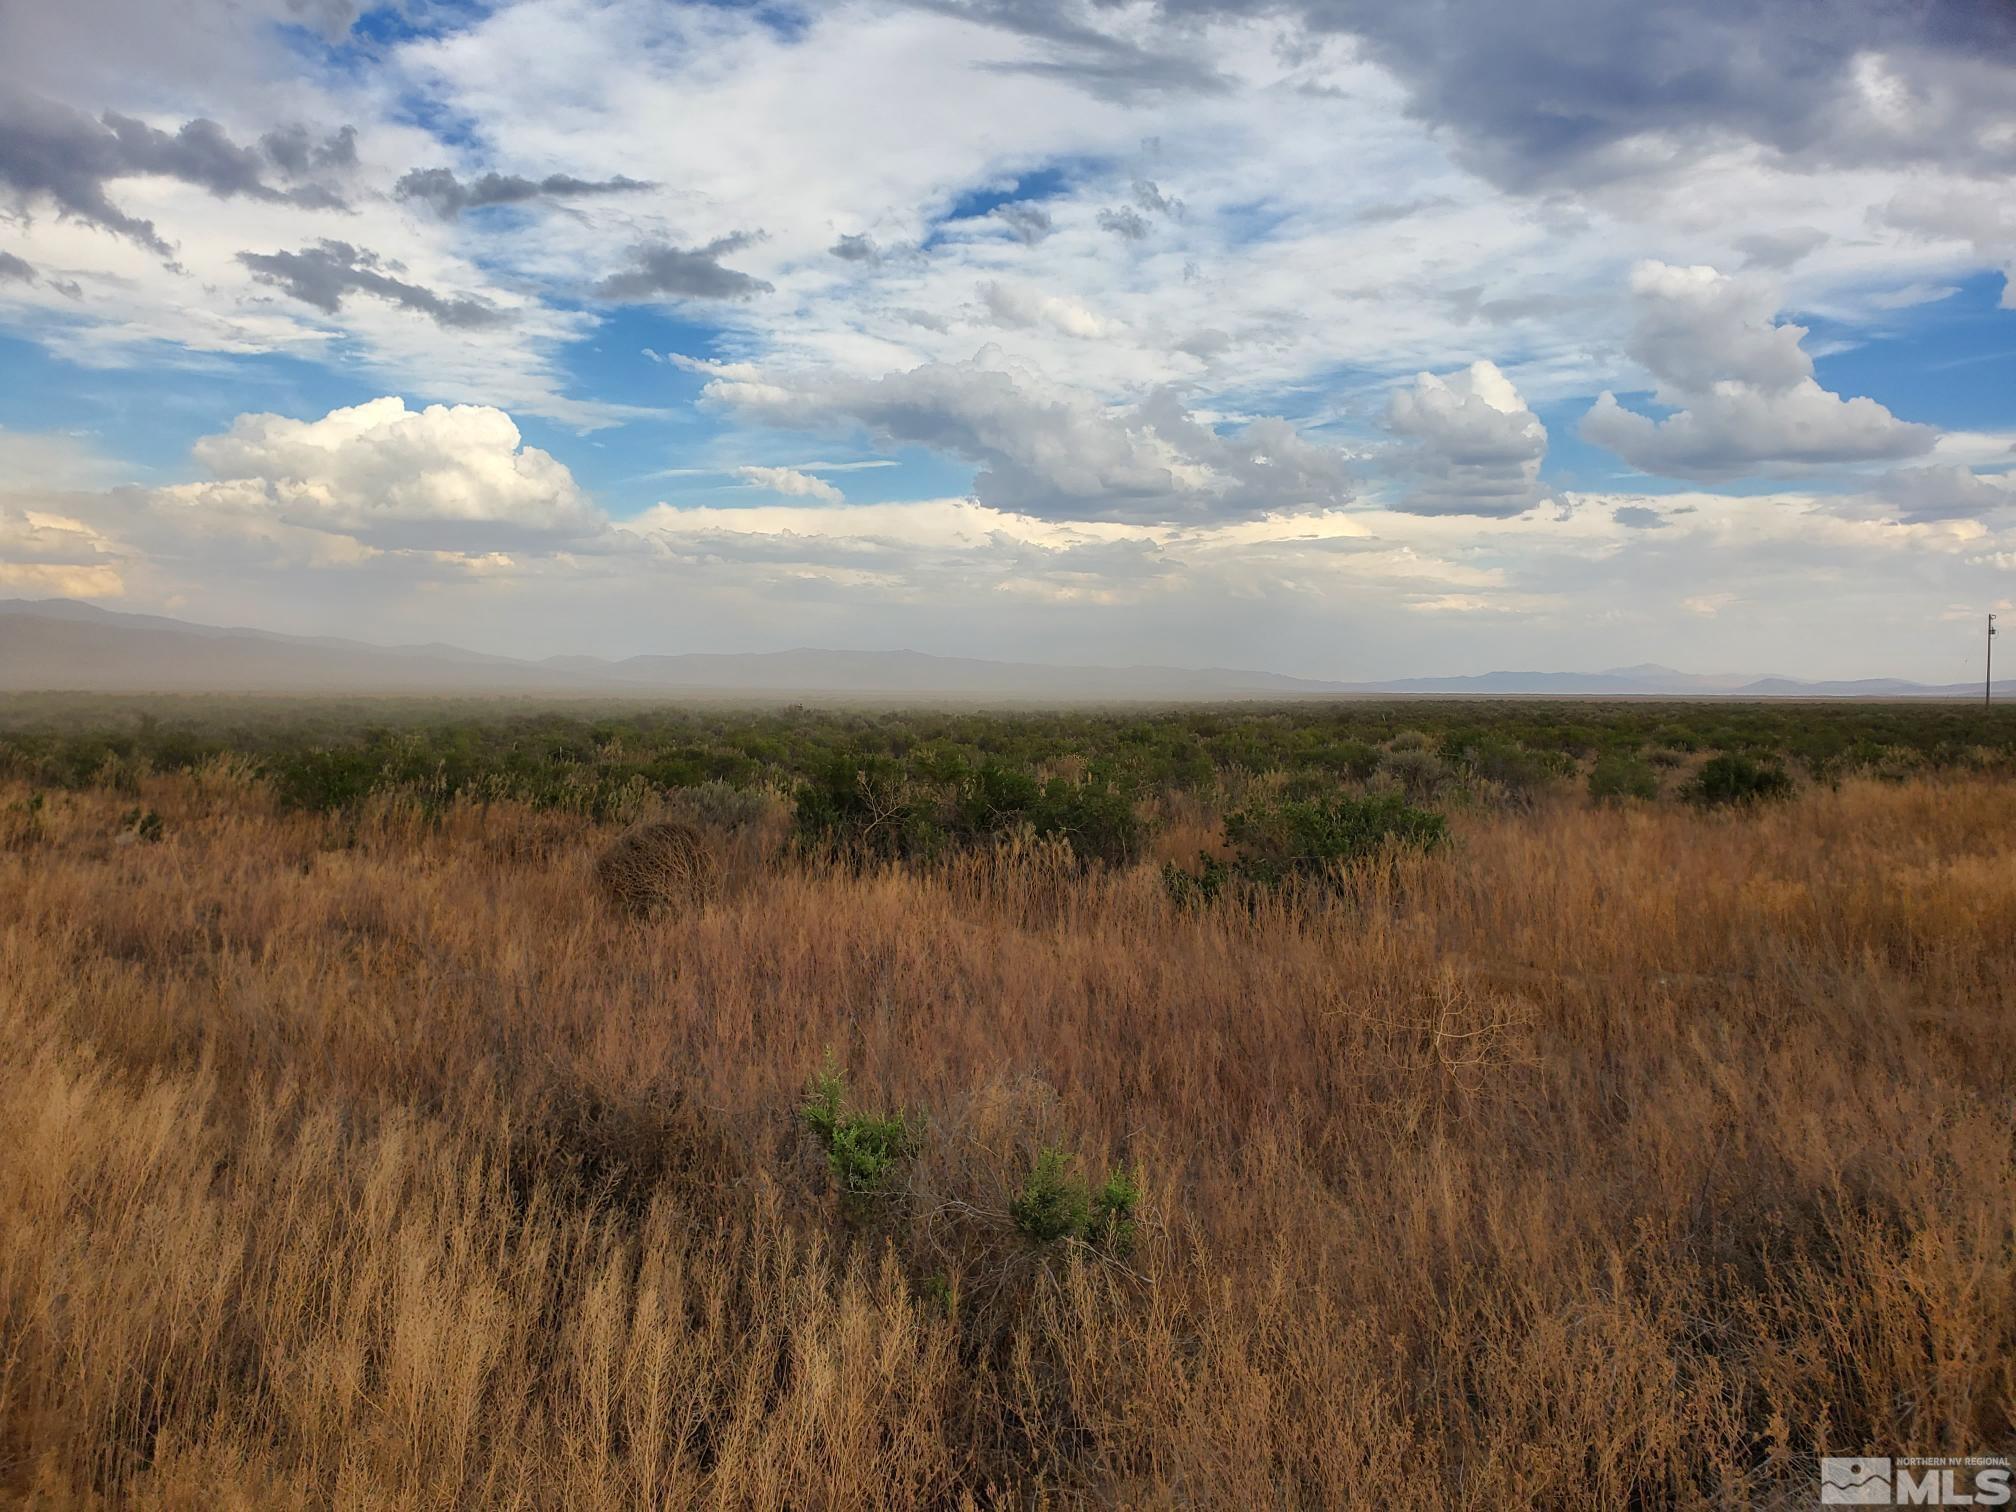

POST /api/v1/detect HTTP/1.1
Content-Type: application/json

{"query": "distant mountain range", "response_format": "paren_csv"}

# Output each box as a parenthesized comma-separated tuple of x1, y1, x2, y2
(1, 598, 2007, 701)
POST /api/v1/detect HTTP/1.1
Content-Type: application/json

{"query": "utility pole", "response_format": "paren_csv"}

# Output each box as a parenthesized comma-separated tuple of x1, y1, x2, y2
(1991, 613, 1999, 707)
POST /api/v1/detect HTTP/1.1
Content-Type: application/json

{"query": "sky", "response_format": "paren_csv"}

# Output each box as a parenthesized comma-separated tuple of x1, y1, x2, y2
(1, 0, 2014, 681)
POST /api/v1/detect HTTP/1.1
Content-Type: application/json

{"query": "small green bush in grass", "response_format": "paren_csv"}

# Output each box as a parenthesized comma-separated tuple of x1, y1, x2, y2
(1302, 740, 1382, 782)
(1163, 793, 1446, 904)
(1161, 853, 1233, 907)
(268, 748, 382, 813)
(1010, 1147, 1141, 1255)
(800, 1062, 920, 1205)
(1689, 753, 1795, 807)
(1461, 738, 1570, 803)
(1589, 752, 1660, 802)
(1009, 1147, 1089, 1242)
(1379, 747, 1454, 801)
(1088, 1168, 1142, 1254)
(1030, 777, 1143, 866)
(1222, 792, 1447, 888)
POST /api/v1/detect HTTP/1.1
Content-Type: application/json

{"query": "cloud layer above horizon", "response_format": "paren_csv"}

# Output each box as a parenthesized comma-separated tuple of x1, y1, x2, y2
(1, 0, 2012, 678)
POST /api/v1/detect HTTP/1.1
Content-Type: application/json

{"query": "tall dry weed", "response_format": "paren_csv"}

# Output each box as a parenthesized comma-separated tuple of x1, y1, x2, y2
(0, 774, 2011, 1505)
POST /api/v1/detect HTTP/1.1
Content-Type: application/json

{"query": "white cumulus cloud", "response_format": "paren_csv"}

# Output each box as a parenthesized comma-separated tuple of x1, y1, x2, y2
(1580, 262, 1937, 480)
(188, 396, 605, 551)
(0, 505, 125, 597)
(979, 281, 1113, 340)
(733, 464, 843, 502)
(1384, 359, 1548, 516)
(702, 348, 1354, 525)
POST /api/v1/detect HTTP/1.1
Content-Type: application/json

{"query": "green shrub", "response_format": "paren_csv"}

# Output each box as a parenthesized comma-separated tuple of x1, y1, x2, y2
(1379, 747, 1453, 801)
(953, 763, 1144, 865)
(793, 754, 937, 862)
(1461, 738, 1568, 802)
(1302, 741, 1382, 781)
(1221, 792, 1447, 888)
(1689, 753, 1794, 807)
(14, 696, 2015, 825)
(1588, 752, 1659, 802)
(1787, 728, 1852, 779)
(800, 1063, 920, 1204)
(1089, 1167, 1142, 1254)
(1009, 1147, 1090, 1242)
(268, 748, 382, 812)
(1010, 1147, 1140, 1254)
(1161, 853, 1232, 907)
(797, 754, 1143, 868)
(1030, 778, 1143, 866)
(954, 760, 1039, 835)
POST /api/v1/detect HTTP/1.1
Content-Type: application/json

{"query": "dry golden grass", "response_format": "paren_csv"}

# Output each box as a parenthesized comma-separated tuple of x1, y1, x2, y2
(1, 773, 2012, 1506)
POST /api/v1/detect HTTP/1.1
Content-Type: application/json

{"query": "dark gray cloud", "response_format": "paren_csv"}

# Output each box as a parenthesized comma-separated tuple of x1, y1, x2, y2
(393, 166, 652, 219)
(0, 249, 33, 282)
(940, 0, 2016, 187)
(1734, 227, 1827, 270)
(1353, 195, 1456, 225)
(282, 0, 363, 40)
(829, 233, 881, 263)
(1309, 0, 2016, 186)
(595, 236, 772, 302)
(0, 91, 173, 255)
(1098, 177, 1185, 240)
(1880, 186, 2016, 260)
(932, 0, 1229, 100)
(260, 123, 357, 179)
(1097, 204, 1149, 240)
(994, 202, 1053, 244)
(238, 239, 505, 328)
(1874, 466, 2015, 522)
(1612, 504, 1667, 530)
(0, 89, 350, 258)
(100, 110, 272, 199)
(1177, 327, 1230, 358)
(1132, 178, 1181, 217)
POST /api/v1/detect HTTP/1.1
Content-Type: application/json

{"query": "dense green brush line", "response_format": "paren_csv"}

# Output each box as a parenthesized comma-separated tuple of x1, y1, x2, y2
(2, 695, 2011, 827)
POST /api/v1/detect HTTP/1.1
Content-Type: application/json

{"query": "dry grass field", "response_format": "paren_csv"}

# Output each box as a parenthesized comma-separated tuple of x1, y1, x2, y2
(1, 766, 2013, 1506)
